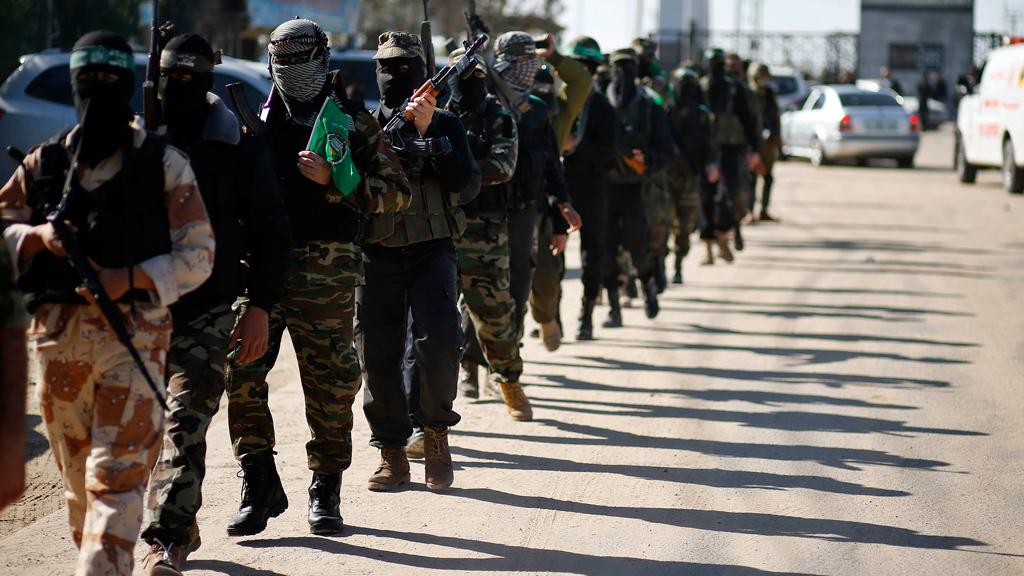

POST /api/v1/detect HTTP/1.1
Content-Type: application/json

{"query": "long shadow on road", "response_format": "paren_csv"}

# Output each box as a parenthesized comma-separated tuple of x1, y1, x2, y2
(529, 360, 952, 389)
(241, 532, 825, 575)
(684, 283, 964, 299)
(526, 400, 982, 437)
(456, 420, 953, 472)
(663, 323, 979, 348)
(451, 446, 910, 497)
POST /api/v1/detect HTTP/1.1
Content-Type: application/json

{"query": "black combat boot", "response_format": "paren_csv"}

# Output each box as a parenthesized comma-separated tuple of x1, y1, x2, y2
(308, 472, 343, 535)
(734, 224, 745, 251)
(673, 253, 684, 284)
(655, 258, 668, 294)
(603, 286, 623, 328)
(643, 277, 660, 319)
(226, 451, 288, 537)
(576, 297, 596, 341)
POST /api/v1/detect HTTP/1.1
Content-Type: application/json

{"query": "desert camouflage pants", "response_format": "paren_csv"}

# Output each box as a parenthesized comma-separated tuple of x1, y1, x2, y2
(142, 303, 234, 547)
(33, 303, 170, 576)
(670, 171, 701, 259)
(457, 216, 523, 384)
(227, 242, 362, 474)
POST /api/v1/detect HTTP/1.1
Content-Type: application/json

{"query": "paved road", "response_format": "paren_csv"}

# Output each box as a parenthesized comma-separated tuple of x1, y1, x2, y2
(3, 128, 1024, 575)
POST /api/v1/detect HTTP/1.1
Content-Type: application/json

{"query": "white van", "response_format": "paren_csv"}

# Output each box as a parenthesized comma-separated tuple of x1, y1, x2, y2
(956, 42, 1024, 193)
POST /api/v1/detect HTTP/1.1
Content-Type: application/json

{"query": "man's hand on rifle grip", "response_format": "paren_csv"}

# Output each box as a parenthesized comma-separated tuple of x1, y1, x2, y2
(408, 92, 437, 137)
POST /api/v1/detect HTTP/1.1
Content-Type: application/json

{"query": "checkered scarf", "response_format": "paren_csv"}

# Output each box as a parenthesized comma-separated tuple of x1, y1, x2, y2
(494, 31, 540, 95)
(270, 19, 330, 124)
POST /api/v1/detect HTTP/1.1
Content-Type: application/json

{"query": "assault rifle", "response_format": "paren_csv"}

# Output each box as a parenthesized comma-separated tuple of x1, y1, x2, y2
(142, 2, 161, 131)
(383, 34, 488, 135)
(463, 8, 531, 121)
(421, 0, 436, 77)
(7, 146, 168, 411)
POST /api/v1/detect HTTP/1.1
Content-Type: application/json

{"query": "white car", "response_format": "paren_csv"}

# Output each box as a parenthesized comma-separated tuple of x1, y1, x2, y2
(769, 67, 810, 113)
(955, 42, 1024, 193)
(0, 49, 272, 178)
(781, 85, 921, 168)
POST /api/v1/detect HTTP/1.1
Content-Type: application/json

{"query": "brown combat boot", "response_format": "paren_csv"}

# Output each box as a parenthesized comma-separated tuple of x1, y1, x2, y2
(367, 447, 410, 492)
(540, 320, 561, 351)
(142, 541, 185, 576)
(423, 427, 454, 491)
(498, 381, 533, 422)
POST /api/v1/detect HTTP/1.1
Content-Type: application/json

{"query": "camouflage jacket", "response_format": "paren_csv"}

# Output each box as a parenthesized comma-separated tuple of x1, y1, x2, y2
(447, 96, 518, 217)
(337, 105, 412, 215)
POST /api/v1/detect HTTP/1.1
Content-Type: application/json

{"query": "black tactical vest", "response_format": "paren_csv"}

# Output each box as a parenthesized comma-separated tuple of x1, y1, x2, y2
(511, 95, 551, 208)
(462, 97, 513, 218)
(19, 131, 169, 313)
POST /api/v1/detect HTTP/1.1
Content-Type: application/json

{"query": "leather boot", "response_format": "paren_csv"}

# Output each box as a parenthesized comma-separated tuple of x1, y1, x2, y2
(423, 427, 454, 491)
(643, 277, 660, 319)
(459, 360, 479, 399)
(367, 447, 411, 491)
(308, 472, 343, 534)
(717, 233, 734, 262)
(540, 320, 561, 351)
(701, 240, 715, 265)
(142, 540, 184, 576)
(734, 224, 745, 251)
(226, 451, 288, 536)
(602, 286, 623, 328)
(673, 254, 684, 284)
(576, 297, 596, 341)
(498, 381, 533, 421)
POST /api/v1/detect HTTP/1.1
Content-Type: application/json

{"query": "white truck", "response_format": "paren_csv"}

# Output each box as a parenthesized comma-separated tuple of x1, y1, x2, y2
(956, 42, 1024, 193)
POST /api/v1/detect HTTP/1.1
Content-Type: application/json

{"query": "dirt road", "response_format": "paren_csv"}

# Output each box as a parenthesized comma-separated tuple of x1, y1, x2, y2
(2, 128, 1023, 574)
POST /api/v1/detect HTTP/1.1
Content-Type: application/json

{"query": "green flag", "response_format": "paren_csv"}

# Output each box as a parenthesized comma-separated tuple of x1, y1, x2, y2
(307, 97, 361, 201)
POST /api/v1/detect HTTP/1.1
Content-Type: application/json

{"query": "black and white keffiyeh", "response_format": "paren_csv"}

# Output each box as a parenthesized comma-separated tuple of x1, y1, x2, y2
(269, 18, 330, 125)
(494, 31, 540, 96)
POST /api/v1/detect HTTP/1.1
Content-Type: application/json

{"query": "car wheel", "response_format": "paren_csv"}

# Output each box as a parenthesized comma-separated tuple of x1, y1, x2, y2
(896, 156, 914, 169)
(810, 137, 828, 167)
(1003, 138, 1024, 194)
(955, 131, 977, 184)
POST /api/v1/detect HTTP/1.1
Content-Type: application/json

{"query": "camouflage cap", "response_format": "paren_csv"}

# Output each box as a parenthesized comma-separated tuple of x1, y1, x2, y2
(373, 32, 424, 61)
(609, 48, 639, 65)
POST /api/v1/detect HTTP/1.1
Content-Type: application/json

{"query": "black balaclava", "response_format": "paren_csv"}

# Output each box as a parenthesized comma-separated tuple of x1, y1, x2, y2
(532, 65, 560, 115)
(159, 34, 215, 147)
(672, 72, 701, 109)
(449, 74, 487, 113)
(269, 18, 331, 126)
(610, 61, 638, 109)
(709, 58, 726, 82)
(377, 56, 425, 119)
(595, 65, 612, 93)
(69, 31, 135, 166)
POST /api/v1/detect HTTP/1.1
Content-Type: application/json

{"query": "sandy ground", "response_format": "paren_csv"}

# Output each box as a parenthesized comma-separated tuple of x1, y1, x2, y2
(2, 127, 1024, 575)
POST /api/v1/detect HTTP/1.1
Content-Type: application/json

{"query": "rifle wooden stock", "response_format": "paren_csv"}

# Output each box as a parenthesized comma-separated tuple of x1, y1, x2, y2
(622, 155, 647, 176)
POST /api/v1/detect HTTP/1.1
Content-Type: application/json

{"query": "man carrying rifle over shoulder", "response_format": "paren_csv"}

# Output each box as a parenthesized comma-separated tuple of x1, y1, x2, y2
(137, 33, 292, 575)
(0, 31, 214, 576)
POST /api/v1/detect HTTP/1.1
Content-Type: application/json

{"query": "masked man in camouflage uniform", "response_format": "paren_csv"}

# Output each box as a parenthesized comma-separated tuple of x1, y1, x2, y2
(441, 48, 528, 419)
(0, 31, 215, 576)
(225, 19, 411, 537)
(667, 66, 719, 284)
(138, 34, 292, 575)
(360, 32, 479, 492)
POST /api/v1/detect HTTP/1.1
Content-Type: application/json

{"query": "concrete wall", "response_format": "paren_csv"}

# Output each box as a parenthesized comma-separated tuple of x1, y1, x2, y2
(858, 6, 973, 97)
(658, 0, 709, 70)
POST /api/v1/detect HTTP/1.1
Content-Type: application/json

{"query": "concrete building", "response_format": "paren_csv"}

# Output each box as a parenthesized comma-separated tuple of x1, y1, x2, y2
(657, 0, 710, 70)
(858, 0, 974, 96)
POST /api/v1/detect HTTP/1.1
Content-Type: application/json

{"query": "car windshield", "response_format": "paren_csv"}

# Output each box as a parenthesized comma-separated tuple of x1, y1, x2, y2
(839, 93, 901, 107)
(770, 75, 798, 95)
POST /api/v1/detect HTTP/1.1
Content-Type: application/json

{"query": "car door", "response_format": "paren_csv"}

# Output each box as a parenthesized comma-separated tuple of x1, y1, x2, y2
(791, 90, 822, 149)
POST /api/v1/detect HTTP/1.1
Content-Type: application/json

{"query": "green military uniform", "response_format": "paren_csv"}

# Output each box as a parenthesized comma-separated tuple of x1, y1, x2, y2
(451, 96, 522, 384)
(227, 96, 411, 474)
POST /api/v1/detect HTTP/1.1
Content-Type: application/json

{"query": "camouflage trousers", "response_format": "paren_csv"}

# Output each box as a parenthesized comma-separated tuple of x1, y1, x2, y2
(669, 170, 701, 260)
(456, 216, 523, 384)
(645, 173, 674, 261)
(227, 242, 363, 474)
(33, 303, 170, 576)
(142, 303, 234, 547)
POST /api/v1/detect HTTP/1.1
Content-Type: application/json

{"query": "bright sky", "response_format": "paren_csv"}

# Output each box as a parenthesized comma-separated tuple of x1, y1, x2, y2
(557, 0, 1015, 53)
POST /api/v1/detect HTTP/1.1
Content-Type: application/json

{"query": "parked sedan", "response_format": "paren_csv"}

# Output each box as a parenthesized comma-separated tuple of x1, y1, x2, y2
(781, 85, 921, 168)
(0, 49, 272, 178)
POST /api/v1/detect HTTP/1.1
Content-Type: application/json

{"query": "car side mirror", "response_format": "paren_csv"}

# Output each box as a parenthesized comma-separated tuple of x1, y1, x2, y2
(787, 101, 804, 112)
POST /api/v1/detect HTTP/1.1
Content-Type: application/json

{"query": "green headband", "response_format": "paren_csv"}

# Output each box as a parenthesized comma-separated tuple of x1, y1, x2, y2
(70, 45, 133, 71)
(160, 50, 215, 73)
(570, 45, 603, 62)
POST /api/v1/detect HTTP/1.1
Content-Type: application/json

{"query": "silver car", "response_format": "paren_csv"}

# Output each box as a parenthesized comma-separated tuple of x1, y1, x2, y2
(0, 49, 272, 178)
(781, 85, 921, 168)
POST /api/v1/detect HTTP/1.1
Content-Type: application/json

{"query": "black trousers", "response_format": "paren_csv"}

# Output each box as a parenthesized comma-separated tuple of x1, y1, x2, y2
(699, 146, 743, 239)
(357, 239, 463, 449)
(602, 184, 654, 288)
(568, 171, 610, 300)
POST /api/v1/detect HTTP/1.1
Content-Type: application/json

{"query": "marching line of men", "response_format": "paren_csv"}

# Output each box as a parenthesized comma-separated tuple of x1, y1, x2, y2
(0, 17, 783, 576)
